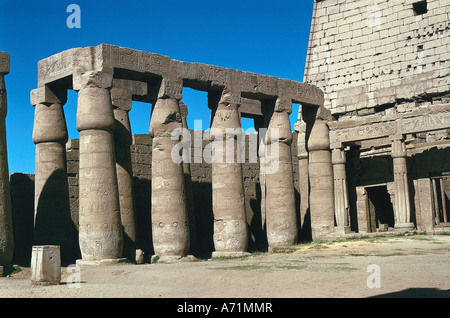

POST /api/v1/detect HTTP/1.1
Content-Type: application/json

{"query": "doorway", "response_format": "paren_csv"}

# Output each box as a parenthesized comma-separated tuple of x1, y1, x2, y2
(366, 185, 395, 232)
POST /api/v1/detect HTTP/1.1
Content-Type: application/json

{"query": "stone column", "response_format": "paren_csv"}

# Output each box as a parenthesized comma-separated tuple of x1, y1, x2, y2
(307, 118, 335, 240)
(294, 109, 310, 240)
(390, 135, 414, 229)
(110, 79, 146, 263)
(210, 89, 249, 257)
(31, 86, 73, 263)
(332, 145, 351, 234)
(0, 52, 13, 265)
(74, 70, 124, 264)
(149, 78, 190, 261)
(179, 101, 197, 254)
(264, 98, 297, 250)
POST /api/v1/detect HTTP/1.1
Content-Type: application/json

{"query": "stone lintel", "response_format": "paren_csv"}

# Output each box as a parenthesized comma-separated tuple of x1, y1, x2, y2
(37, 44, 325, 108)
(330, 106, 450, 146)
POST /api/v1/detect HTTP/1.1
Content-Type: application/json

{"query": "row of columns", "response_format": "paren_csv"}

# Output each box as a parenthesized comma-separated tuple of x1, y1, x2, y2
(32, 69, 305, 262)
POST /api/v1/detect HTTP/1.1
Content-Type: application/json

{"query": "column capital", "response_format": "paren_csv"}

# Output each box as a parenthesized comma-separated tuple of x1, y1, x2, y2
(158, 77, 183, 100)
(179, 101, 188, 119)
(390, 135, 407, 158)
(332, 146, 346, 165)
(0, 51, 10, 75)
(219, 88, 241, 107)
(31, 86, 67, 106)
(274, 97, 292, 114)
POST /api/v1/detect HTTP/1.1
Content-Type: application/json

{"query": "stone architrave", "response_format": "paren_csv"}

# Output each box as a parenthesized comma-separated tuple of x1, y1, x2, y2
(308, 119, 335, 240)
(264, 99, 297, 250)
(74, 70, 124, 264)
(31, 86, 73, 263)
(210, 89, 249, 257)
(149, 78, 190, 261)
(332, 145, 350, 233)
(110, 79, 146, 263)
(0, 52, 13, 265)
(390, 135, 414, 229)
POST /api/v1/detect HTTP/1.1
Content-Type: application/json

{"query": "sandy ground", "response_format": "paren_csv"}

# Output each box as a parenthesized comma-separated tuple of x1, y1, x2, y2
(1, 234, 449, 299)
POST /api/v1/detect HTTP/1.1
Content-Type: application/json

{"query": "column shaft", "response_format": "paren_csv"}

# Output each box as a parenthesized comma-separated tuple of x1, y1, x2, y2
(210, 90, 248, 257)
(390, 136, 414, 229)
(264, 110, 297, 249)
(76, 86, 123, 262)
(0, 71, 13, 264)
(296, 120, 310, 239)
(114, 107, 137, 261)
(149, 97, 190, 260)
(308, 119, 335, 240)
(332, 147, 350, 233)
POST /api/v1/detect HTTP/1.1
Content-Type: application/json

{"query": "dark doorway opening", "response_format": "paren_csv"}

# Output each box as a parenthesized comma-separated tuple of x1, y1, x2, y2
(432, 177, 449, 226)
(366, 185, 395, 232)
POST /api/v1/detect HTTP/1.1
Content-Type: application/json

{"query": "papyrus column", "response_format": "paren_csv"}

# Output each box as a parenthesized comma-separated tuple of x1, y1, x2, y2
(294, 108, 310, 240)
(264, 98, 297, 250)
(0, 52, 13, 265)
(179, 101, 197, 254)
(308, 118, 335, 240)
(210, 89, 248, 257)
(74, 70, 124, 263)
(149, 78, 190, 261)
(31, 86, 73, 263)
(332, 145, 350, 234)
(390, 135, 414, 229)
(111, 79, 146, 263)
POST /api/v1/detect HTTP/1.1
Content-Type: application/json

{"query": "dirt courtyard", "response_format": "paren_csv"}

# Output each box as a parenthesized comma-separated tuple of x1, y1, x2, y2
(1, 233, 449, 299)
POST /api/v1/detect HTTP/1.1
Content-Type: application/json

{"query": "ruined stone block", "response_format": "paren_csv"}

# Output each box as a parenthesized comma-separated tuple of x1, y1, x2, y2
(31, 245, 61, 285)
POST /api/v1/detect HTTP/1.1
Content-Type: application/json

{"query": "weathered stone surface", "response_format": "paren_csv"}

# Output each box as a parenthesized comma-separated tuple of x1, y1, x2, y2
(0, 52, 10, 74)
(264, 109, 297, 249)
(149, 96, 190, 259)
(0, 62, 13, 265)
(31, 245, 61, 285)
(210, 90, 248, 257)
(76, 84, 123, 262)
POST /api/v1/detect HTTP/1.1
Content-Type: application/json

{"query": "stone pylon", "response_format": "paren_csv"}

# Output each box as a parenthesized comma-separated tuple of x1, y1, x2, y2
(210, 89, 249, 257)
(0, 52, 13, 265)
(75, 70, 124, 264)
(31, 86, 73, 263)
(149, 79, 190, 261)
(264, 100, 297, 250)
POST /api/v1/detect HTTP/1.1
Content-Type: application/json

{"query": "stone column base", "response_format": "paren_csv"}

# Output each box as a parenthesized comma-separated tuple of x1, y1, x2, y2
(151, 255, 196, 263)
(334, 226, 353, 235)
(394, 222, 415, 230)
(76, 258, 128, 266)
(211, 251, 250, 259)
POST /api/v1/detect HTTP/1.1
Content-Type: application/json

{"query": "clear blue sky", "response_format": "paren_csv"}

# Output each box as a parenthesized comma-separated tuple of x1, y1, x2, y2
(0, 0, 314, 174)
